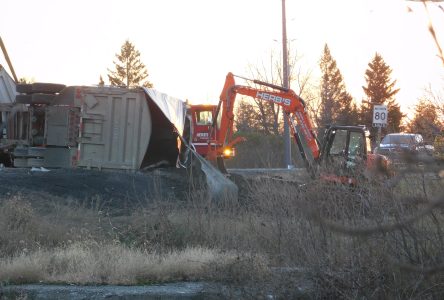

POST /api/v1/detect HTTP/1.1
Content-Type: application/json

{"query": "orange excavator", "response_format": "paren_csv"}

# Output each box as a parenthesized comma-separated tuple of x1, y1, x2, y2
(197, 72, 390, 184)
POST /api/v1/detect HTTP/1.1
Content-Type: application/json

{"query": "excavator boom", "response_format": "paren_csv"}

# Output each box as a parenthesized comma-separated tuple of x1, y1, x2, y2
(217, 72, 320, 170)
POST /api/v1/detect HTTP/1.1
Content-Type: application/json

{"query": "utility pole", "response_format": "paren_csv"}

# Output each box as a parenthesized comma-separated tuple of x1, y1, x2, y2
(281, 0, 292, 168)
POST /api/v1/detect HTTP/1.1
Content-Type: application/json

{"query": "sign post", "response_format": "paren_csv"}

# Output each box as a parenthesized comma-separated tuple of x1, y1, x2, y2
(372, 104, 388, 145)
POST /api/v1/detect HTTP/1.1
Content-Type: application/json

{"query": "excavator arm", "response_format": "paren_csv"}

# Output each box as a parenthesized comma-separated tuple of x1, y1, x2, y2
(214, 72, 320, 171)
(210, 72, 390, 183)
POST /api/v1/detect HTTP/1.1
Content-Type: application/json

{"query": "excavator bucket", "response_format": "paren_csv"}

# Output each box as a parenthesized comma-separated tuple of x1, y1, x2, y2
(191, 150, 237, 202)
(204, 149, 228, 174)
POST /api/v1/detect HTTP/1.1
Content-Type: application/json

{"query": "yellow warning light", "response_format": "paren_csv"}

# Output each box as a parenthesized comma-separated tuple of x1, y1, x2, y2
(223, 148, 232, 157)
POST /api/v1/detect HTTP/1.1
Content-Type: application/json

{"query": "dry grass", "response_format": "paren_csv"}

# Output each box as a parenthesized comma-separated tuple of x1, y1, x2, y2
(0, 166, 443, 298)
(251, 168, 444, 299)
(0, 193, 270, 287)
(0, 242, 259, 285)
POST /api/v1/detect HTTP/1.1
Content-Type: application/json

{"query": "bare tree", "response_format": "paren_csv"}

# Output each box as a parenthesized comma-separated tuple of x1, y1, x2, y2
(423, 84, 444, 122)
(239, 45, 316, 135)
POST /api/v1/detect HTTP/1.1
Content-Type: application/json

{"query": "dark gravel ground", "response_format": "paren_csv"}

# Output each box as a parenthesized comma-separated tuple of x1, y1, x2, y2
(0, 167, 206, 212)
(0, 164, 306, 211)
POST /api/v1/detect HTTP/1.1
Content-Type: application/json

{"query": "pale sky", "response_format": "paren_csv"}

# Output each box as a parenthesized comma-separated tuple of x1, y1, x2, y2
(1, 0, 443, 117)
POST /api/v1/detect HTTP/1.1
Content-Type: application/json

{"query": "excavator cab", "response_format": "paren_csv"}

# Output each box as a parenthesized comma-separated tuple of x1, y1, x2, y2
(318, 125, 370, 184)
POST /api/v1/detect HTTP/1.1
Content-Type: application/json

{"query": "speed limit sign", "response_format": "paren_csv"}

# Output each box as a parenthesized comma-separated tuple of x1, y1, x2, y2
(373, 105, 387, 127)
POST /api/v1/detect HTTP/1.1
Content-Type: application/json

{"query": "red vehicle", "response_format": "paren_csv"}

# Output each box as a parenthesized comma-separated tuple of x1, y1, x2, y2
(192, 72, 390, 182)
(188, 104, 218, 157)
(189, 102, 245, 172)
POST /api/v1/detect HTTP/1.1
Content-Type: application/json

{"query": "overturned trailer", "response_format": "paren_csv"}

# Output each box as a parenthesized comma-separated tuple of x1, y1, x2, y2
(0, 82, 237, 202)
(6, 85, 183, 170)
(0, 65, 27, 165)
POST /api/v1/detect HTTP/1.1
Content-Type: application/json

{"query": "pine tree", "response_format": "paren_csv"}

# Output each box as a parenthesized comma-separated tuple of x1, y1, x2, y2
(386, 98, 404, 132)
(318, 44, 357, 135)
(98, 75, 104, 86)
(107, 40, 153, 88)
(235, 99, 257, 133)
(361, 53, 403, 136)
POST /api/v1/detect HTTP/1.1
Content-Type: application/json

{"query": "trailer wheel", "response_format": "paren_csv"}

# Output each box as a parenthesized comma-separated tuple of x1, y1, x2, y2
(16, 94, 56, 105)
(15, 94, 32, 104)
(13, 147, 29, 157)
(13, 157, 28, 168)
(28, 157, 44, 168)
(0, 151, 13, 167)
(15, 84, 33, 94)
(216, 157, 228, 174)
(16, 83, 66, 94)
(32, 93, 56, 104)
(28, 147, 46, 158)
